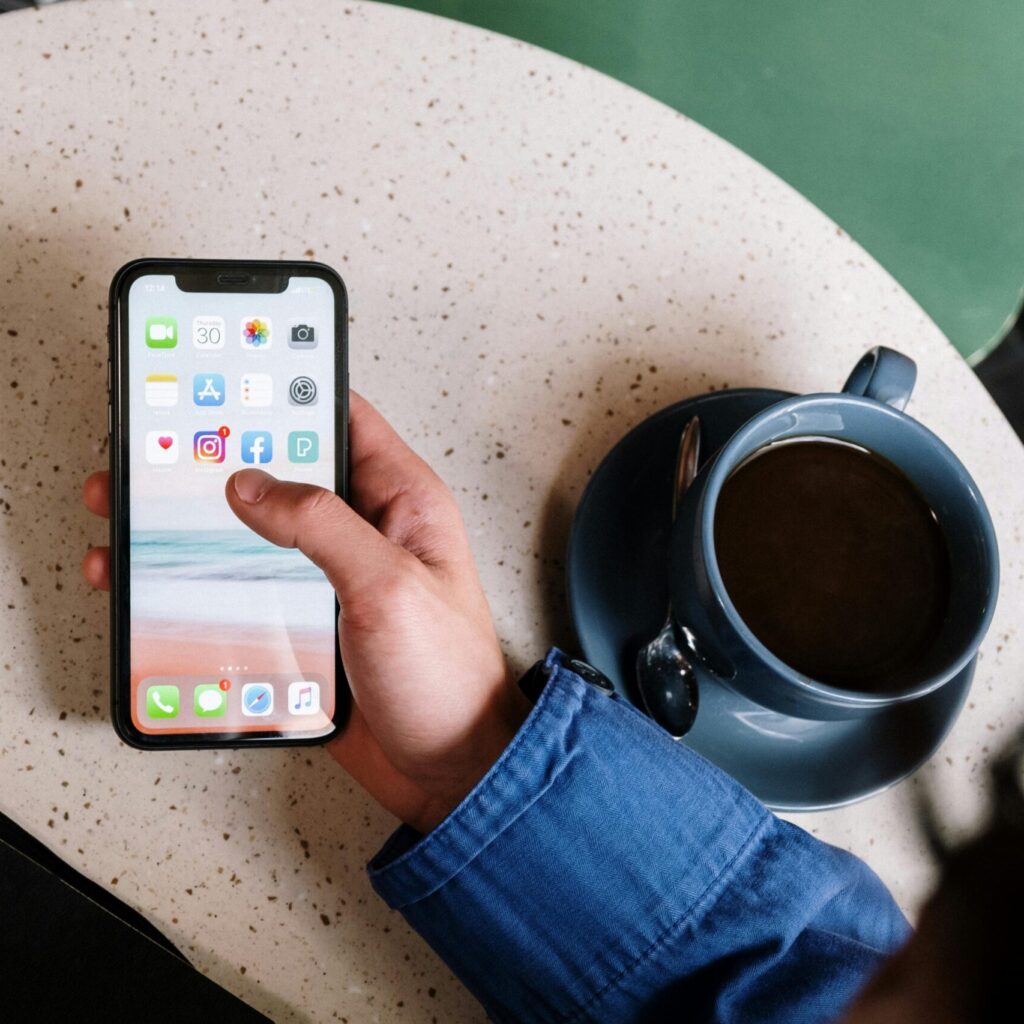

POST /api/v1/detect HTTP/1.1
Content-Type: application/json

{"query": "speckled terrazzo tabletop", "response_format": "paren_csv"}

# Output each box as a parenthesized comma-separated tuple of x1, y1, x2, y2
(1, 1, 1022, 1021)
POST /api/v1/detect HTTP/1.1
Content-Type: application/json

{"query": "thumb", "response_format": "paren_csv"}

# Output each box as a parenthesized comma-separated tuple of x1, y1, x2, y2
(226, 469, 399, 601)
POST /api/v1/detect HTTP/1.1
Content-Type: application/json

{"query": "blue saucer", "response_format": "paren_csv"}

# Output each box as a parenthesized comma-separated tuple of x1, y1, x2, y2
(566, 388, 974, 811)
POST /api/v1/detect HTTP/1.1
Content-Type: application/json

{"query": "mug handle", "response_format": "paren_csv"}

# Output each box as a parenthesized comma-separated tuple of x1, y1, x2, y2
(842, 346, 916, 411)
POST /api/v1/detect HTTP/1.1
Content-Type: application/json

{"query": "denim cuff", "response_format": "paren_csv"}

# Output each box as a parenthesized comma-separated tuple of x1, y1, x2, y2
(368, 647, 583, 909)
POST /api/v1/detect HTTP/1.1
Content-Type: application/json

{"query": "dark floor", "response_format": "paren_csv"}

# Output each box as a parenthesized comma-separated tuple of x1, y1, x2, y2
(974, 319, 1024, 439)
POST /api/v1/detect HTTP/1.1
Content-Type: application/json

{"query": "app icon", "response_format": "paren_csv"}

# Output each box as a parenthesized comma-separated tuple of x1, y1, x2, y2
(145, 317, 178, 349)
(288, 376, 317, 406)
(144, 373, 179, 407)
(193, 430, 226, 463)
(146, 430, 179, 464)
(241, 430, 273, 464)
(241, 372, 273, 407)
(241, 317, 271, 350)
(193, 683, 227, 717)
(193, 372, 225, 406)
(192, 315, 226, 350)
(288, 431, 319, 463)
(146, 684, 179, 718)
(288, 681, 321, 716)
(289, 323, 317, 349)
(241, 682, 274, 716)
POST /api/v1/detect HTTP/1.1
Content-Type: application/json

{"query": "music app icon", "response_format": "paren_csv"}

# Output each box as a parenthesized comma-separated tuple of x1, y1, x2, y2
(287, 681, 321, 716)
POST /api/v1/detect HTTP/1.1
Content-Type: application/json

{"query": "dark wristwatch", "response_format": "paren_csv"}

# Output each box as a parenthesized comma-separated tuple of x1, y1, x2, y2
(518, 654, 616, 705)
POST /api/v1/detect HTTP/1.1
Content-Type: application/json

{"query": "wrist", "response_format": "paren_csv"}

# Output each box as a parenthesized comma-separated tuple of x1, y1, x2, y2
(412, 682, 532, 833)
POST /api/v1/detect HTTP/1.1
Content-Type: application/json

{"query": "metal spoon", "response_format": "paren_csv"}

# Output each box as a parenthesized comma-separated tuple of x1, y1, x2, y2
(635, 416, 702, 738)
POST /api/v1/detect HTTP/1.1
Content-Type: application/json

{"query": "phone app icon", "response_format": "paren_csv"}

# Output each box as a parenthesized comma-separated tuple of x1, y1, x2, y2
(192, 316, 226, 350)
(146, 430, 179, 464)
(146, 684, 179, 718)
(145, 373, 179, 407)
(193, 683, 227, 717)
(241, 430, 273, 464)
(241, 683, 274, 716)
(241, 317, 271, 350)
(241, 372, 273, 407)
(289, 323, 317, 349)
(145, 317, 178, 349)
(288, 431, 319, 463)
(193, 430, 226, 463)
(288, 376, 317, 406)
(193, 372, 225, 406)
(288, 681, 321, 716)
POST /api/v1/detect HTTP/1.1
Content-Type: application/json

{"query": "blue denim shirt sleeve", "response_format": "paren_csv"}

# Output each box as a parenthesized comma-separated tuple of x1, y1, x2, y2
(367, 649, 912, 1023)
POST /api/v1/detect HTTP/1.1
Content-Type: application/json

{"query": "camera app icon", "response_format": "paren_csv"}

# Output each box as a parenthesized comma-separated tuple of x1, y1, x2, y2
(289, 323, 317, 349)
(193, 430, 226, 463)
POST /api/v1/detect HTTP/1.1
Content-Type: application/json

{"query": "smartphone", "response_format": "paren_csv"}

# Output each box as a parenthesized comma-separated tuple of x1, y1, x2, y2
(107, 259, 349, 749)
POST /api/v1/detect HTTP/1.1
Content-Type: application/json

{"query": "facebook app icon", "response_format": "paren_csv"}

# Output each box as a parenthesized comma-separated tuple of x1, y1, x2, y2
(241, 430, 273, 464)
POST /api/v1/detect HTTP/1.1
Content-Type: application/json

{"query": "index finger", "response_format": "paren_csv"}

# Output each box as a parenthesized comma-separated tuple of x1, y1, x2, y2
(83, 471, 110, 518)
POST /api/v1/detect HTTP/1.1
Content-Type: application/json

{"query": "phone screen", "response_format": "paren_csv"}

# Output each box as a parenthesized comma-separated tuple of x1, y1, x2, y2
(112, 263, 346, 744)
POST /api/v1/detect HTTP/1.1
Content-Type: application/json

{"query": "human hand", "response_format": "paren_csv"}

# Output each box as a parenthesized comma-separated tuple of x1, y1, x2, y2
(82, 391, 531, 833)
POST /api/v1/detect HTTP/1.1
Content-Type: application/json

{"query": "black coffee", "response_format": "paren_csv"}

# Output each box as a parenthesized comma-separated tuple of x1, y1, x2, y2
(713, 438, 950, 693)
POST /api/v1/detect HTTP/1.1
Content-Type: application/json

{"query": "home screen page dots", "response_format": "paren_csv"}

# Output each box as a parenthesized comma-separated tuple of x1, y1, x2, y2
(128, 275, 336, 733)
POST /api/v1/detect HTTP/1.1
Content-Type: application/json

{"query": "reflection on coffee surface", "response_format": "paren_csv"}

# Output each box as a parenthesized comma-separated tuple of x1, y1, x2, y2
(714, 438, 950, 693)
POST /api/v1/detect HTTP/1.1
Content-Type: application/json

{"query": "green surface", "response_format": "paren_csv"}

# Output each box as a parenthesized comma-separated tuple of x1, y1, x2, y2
(392, 0, 1024, 361)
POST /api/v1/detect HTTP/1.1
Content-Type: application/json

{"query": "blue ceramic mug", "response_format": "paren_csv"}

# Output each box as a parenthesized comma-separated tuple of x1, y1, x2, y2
(669, 347, 999, 721)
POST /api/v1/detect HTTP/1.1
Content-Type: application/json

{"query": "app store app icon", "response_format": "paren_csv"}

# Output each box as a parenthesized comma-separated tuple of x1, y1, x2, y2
(288, 431, 318, 463)
(193, 372, 225, 406)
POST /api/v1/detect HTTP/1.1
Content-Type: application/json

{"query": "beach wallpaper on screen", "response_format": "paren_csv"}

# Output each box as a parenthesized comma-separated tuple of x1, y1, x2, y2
(127, 274, 337, 733)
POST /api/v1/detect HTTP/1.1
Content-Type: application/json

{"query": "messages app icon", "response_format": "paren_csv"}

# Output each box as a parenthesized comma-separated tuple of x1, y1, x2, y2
(194, 683, 227, 717)
(288, 431, 319, 463)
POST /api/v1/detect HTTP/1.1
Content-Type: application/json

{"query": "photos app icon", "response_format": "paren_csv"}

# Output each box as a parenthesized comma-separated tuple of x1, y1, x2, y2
(241, 317, 271, 350)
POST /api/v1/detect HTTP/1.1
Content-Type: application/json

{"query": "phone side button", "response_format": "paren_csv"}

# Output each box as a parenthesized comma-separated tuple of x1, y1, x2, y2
(106, 358, 111, 394)
(107, 403, 112, 436)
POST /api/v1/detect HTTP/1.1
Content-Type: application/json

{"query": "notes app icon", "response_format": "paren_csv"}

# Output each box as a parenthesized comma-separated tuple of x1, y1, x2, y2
(288, 681, 320, 716)
(145, 373, 179, 407)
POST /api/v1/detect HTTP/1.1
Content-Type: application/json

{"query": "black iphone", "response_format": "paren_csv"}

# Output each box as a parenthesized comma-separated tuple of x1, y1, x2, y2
(107, 259, 349, 749)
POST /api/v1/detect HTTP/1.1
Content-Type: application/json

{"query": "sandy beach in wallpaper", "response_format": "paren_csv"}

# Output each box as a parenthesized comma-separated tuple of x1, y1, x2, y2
(129, 528, 337, 730)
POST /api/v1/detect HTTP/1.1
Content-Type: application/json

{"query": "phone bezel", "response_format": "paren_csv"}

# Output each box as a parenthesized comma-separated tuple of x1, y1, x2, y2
(108, 258, 350, 749)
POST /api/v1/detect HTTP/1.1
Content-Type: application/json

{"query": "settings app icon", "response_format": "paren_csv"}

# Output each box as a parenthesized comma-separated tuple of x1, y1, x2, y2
(288, 376, 318, 406)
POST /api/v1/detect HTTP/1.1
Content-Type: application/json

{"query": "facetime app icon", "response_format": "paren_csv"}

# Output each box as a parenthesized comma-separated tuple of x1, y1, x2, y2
(145, 317, 177, 348)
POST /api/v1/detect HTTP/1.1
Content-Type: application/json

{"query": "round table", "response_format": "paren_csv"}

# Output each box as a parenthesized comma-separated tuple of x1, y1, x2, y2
(2, 1, 1022, 1021)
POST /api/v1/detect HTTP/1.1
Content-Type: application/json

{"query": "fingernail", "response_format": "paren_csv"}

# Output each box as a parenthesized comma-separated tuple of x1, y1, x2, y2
(233, 469, 274, 504)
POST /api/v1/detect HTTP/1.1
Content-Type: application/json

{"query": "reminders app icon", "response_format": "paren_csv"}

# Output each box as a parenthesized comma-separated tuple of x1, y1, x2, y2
(241, 373, 272, 407)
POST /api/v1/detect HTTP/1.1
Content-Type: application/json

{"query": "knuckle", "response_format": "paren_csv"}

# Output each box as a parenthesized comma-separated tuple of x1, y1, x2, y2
(293, 484, 338, 522)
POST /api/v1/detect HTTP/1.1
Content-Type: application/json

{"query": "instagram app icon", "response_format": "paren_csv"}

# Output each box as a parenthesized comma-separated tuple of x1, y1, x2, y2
(193, 429, 227, 463)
